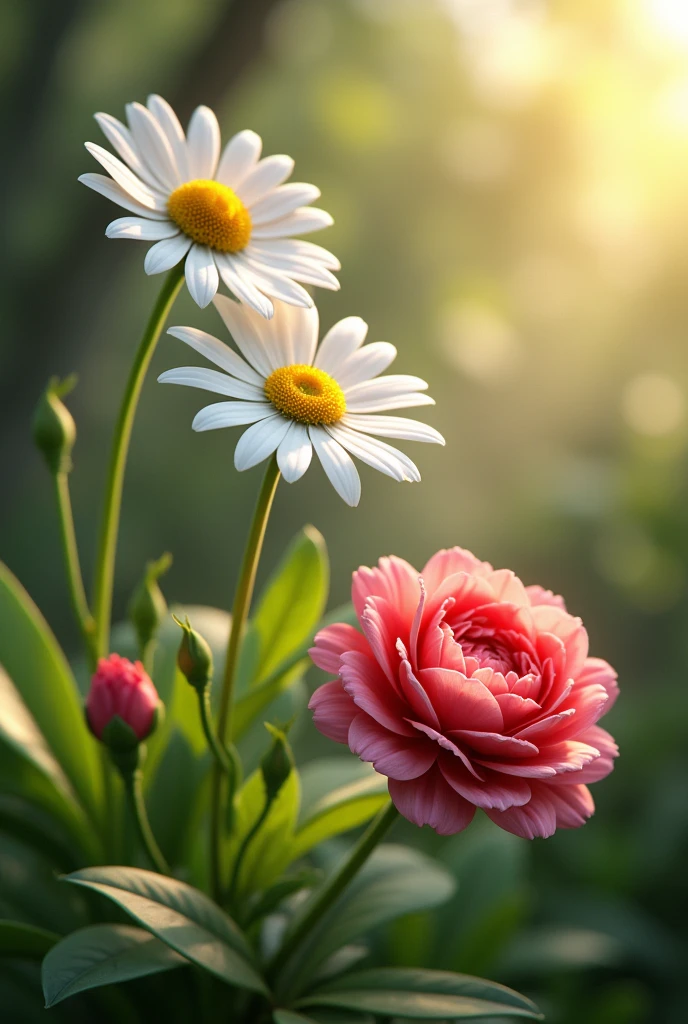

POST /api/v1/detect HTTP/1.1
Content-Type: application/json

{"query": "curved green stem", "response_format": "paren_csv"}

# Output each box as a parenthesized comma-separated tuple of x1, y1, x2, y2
(209, 456, 281, 901)
(198, 687, 241, 783)
(92, 265, 185, 658)
(227, 797, 272, 908)
(122, 767, 170, 876)
(267, 800, 399, 985)
(54, 471, 98, 669)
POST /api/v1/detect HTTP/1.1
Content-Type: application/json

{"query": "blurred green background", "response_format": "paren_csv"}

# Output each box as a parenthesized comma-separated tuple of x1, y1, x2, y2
(3, 0, 688, 1021)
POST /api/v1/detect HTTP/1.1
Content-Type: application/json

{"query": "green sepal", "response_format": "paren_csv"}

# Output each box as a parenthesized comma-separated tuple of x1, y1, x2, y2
(128, 552, 172, 657)
(32, 375, 77, 476)
(260, 722, 294, 803)
(173, 613, 214, 692)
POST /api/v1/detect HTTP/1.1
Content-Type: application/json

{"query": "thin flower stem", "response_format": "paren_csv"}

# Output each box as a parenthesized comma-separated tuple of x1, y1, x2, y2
(198, 687, 236, 779)
(123, 767, 170, 876)
(266, 799, 399, 986)
(210, 456, 281, 901)
(227, 798, 272, 908)
(54, 471, 98, 669)
(92, 264, 185, 658)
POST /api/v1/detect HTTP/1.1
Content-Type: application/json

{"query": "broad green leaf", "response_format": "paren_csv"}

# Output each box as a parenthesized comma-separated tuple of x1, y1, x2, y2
(278, 845, 455, 998)
(274, 1012, 318, 1024)
(0, 563, 103, 820)
(0, 795, 83, 870)
(290, 774, 388, 861)
(146, 729, 208, 868)
(0, 920, 59, 959)
(42, 923, 184, 1007)
(296, 967, 543, 1019)
(243, 870, 321, 928)
(0, 834, 89, 935)
(252, 526, 329, 682)
(298, 760, 379, 822)
(227, 768, 301, 897)
(0, 666, 97, 859)
(64, 866, 268, 994)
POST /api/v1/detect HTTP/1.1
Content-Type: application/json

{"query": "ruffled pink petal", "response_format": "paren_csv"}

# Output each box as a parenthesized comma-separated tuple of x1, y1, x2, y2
(530, 605, 589, 679)
(407, 719, 483, 778)
(348, 713, 436, 780)
(486, 569, 530, 607)
(398, 660, 440, 729)
(340, 651, 416, 737)
(546, 726, 618, 785)
(485, 788, 558, 839)
(308, 680, 358, 743)
(421, 547, 493, 593)
(477, 738, 600, 778)
(525, 585, 566, 610)
(450, 729, 538, 758)
(418, 667, 504, 732)
(310, 623, 370, 674)
(540, 781, 595, 828)
(352, 555, 420, 621)
(428, 572, 497, 625)
(440, 753, 531, 810)
(360, 597, 407, 688)
(494, 692, 541, 731)
(388, 764, 476, 835)
(577, 657, 619, 710)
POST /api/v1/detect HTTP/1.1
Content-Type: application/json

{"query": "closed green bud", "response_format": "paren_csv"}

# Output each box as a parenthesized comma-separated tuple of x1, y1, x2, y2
(129, 553, 172, 657)
(260, 723, 294, 803)
(32, 376, 77, 475)
(173, 614, 214, 691)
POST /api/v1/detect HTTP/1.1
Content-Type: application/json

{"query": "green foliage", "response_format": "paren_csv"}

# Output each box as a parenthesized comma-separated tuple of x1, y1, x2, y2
(0, 562, 103, 822)
(252, 526, 329, 683)
(0, 921, 59, 960)
(42, 923, 184, 1007)
(64, 867, 267, 994)
(290, 771, 388, 862)
(295, 967, 543, 1019)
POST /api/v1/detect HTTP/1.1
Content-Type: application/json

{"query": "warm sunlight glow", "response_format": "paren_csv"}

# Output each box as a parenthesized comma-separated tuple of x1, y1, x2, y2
(643, 0, 688, 45)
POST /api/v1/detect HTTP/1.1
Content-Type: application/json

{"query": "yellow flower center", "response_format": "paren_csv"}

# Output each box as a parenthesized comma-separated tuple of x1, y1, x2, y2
(264, 365, 346, 426)
(167, 179, 251, 252)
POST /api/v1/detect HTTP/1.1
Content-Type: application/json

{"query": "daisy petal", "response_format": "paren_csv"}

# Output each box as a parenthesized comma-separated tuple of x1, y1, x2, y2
(235, 255, 313, 309)
(187, 105, 221, 179)
(251, 207, 334, 239)
(345, 374, 429, 401)
(126, 101, 181, 191)
(249, 183, 321, 225)
(236, 155, 295, 206)
(146, 94, 189, 180)
(277, 421, 313, 483)
(345, 392, 436, 414)
(185, 245, 219, 308)
(166, 325, 264, 385)
(341, 413, 445, 444)
(84, 143, 164, 209)
(244, 244, 340, 289)
(192, 401, 273, 431)
(250, 238, 341, 271)
(105, 217, 179, 241)
(336, 342, 398, 389)
(216, 129, 262, 189)
(212, 295, 276, 376)
(158, 366, 264, 400)
(79, 173, 168, 219)
(328, 424, 421, 483)
(94, 113, 161, 191)
(234, 415, 291, 471)
(314, 317, 369, 375)
(310, 425, 361, 507)
(144, 234, 192, 275)
(215, 254, 274, 320)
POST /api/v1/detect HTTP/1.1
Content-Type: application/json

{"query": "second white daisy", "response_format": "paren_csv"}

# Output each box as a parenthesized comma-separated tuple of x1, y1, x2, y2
(158, 297, 444, 506)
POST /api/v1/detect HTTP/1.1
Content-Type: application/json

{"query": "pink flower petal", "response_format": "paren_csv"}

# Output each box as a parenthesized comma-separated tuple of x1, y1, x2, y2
(525, 585, 566, 610)
(310, 622, 370, 674)
(398, 659, 440, 729)
(577, 656, 619, 710)
(418, 667, 504, 732)
(547, 726, 618, 785)
(352, 555, 420, 621)
(540, 781, 595, 828)
(388, 764, 476, 835)
(450, 729, 538, 758)
(407, 719, 483, 779)
(348, 713, 436, 780)
(308, 680, 358, 743)
(485, 788, 558, 839)
(421, 547, 493, 592)
(440, 753, 531, 810)
(340, 651, 416, 737)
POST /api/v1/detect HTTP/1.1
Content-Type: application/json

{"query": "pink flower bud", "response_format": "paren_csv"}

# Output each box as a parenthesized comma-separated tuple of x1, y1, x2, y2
(86, 654, 159, 744)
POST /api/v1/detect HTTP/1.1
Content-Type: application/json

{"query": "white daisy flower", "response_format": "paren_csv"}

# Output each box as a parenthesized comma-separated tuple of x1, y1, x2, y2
(79, 95, 339, 316)
(158, 297, 445, 506)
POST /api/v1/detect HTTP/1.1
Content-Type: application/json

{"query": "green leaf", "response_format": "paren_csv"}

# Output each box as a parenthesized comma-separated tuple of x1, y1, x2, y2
(227, 768, 301, 897)
(290, 773, 388, 861)
(0, 666, 97, 859)
(296, 967, 543, 1019)
(252, 526, 329, 682)
(42, 923, 184, 1007)
(146, 729, 208, 868)
(243, 870, 321, 928)
(64, 866, 268, 994)
(274, 1012, 318, 1024)
(279, 845, 455, 998)
(0, 562, 102, 820)
(0, 920, 59, 959)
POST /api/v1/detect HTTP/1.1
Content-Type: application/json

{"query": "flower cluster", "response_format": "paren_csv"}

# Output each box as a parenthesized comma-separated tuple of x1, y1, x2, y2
(309, 548, 618, 838)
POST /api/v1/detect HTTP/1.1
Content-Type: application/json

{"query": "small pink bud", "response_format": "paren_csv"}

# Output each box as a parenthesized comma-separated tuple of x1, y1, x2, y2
(86, 654, 159, 744)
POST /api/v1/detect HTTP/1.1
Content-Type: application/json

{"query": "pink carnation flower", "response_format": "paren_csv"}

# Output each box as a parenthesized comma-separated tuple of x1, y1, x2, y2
(86, 653, 159, 742)
(309, 548, 618, 839)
